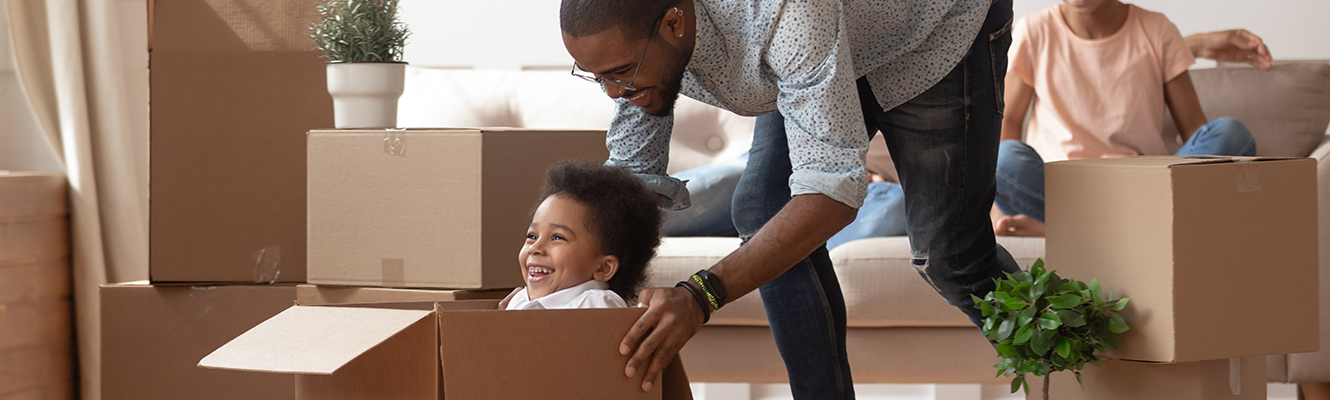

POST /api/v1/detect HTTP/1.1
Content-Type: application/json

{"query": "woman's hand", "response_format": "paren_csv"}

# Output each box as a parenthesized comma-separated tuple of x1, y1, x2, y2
(1186, 29, 1273, 70)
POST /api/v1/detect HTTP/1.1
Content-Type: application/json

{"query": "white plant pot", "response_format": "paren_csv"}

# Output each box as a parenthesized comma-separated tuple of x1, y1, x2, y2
(326, 62, 407, 129)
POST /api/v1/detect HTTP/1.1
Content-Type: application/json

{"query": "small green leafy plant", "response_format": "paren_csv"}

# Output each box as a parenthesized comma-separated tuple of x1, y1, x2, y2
(309, 0, 410, 62)
(971, 259, 1130, 400)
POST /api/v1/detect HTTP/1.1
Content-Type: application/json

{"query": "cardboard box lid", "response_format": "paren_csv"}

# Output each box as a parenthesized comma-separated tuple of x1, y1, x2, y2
(199, 306, 433, 375)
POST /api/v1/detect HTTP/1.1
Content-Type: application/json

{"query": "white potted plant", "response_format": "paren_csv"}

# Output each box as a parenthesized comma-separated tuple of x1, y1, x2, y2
(309, 0, 411, 129)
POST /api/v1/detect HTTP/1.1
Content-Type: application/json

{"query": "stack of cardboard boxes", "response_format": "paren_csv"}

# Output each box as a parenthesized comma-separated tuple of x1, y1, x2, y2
(105, 1, 687, 399)
(1036, 156, 1320, 399)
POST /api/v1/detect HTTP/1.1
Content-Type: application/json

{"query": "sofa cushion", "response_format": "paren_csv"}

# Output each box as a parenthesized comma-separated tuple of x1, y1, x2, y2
(647, 236, 1046, 328)
(397, 67, 754, 173)
(1162, 62, 1330, 157)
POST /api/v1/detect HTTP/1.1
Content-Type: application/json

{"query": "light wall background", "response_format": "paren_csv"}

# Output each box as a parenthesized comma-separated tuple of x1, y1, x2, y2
(2, 0, 1329, 174)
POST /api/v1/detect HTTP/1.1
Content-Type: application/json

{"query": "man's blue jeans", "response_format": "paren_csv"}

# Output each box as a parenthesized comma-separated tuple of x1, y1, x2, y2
(994, 117, 1257, 222)
(731, 0, 1020, 397)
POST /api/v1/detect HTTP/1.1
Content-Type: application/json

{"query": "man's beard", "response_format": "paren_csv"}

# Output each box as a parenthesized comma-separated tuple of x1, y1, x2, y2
(646, 41, 689, 117)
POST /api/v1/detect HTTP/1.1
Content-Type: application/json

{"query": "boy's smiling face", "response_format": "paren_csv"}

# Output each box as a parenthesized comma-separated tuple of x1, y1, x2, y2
(519, 194, 619, 300)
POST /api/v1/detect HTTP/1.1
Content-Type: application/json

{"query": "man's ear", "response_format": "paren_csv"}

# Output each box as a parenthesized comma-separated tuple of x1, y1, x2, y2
(594, 255, 620, 282)
(660, 6, 687, 40)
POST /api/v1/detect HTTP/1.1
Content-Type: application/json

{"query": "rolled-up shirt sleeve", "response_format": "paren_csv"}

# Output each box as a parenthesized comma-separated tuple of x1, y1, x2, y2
(767, 0, 870, 209)
(604, 98, 692, 210)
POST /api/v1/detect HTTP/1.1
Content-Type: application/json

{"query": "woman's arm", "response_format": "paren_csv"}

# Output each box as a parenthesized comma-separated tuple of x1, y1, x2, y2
(1001, 73, 1035, 142)
(1164, 71, 1208, 142)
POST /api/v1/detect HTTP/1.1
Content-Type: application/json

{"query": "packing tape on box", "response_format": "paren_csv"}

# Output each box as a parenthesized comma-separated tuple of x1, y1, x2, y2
(384, 130, 407, 156)
(1229, 358, 1241, 395)
(253, 246, 281, 284)
(1235, 160, 1261, 193)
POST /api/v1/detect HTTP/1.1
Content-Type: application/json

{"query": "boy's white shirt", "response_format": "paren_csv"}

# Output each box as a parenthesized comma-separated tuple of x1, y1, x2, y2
(505, 280, 627, 310)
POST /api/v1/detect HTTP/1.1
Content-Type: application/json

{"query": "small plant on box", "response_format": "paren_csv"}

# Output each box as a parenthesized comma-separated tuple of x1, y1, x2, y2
(308, 0, 411, 128)
(309, 0, 409, 62)
(971, 259, 1130, 400)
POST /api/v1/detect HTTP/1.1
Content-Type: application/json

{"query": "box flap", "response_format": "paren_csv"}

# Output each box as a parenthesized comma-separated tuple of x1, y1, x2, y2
(198, 305, 432, 374)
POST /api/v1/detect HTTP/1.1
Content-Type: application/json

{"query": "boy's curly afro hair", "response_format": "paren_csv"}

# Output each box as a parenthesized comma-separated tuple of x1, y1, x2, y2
(537, 160, 663, 301)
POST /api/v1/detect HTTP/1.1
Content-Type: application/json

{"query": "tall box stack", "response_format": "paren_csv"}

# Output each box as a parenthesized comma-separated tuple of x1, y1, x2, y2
(306, 128, 609, 289)
(0, 173, 73, 399)
(1037, 156, 1319, 399)
(149, 0, 331, 284)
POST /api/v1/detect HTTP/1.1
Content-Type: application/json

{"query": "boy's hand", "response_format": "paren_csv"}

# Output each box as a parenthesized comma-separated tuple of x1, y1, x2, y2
(620, 286, 705, 392)
(1187, 29, 1273, 70)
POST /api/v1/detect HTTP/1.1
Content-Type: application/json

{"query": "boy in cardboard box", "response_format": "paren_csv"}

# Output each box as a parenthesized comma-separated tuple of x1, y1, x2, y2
(502, 160, 664, 310)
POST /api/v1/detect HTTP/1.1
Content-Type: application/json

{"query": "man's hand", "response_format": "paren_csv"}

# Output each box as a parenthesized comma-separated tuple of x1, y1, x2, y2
(1186, 29, 1273, 71)
(620, 286, 705, 392)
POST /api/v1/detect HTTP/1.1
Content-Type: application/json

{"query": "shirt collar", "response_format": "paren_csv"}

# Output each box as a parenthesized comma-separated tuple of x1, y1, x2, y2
(519, 280, 612, 310)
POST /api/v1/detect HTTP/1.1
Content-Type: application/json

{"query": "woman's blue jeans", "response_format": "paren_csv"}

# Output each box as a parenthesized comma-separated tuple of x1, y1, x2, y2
(994, 117, 1257, 222)
(730, 0, 1020, 397)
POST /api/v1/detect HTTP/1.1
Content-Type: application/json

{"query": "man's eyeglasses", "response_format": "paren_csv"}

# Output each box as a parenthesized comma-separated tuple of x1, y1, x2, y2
(570, 12, 667, 93)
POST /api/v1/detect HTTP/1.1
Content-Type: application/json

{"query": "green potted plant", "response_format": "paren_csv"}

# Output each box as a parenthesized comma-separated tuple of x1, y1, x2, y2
(972, 259, 1130, 400)
(309, 0, 411, 129)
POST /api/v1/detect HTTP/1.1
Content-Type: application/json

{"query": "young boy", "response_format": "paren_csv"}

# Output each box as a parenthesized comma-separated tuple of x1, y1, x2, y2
(504, 160, 664, 310)
(994, 0, 1262, 236)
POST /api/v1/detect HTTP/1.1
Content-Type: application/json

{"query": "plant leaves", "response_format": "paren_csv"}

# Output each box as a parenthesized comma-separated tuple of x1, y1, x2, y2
(980, 299, 994, 316)
(1089, 278, 1102, 301)
(1017, 306, 1036, 327)
(1050, 294, 1082, 309)
(1010, 375, 1024, 394)
(1056, 310, 1086, 327)
(1076, 371, 1085, 390)
(997, 343, 1020, 357)
(1039, 312, 1062, 330)
(1109, 312, 1130, 334)
(1056, 338, 1072, 358)
(1014, 323, 1035, 345)
(1003, 296, 1027, 310)
(1113, 297, 1130, 311)
(998, 318, 1016, 341)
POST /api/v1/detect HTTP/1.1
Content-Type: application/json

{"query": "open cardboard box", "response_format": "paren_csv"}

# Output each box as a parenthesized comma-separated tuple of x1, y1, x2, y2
(1046, 156, 1319, 363)
(306, 128, 609, 290)
(199, 300, 691, 400)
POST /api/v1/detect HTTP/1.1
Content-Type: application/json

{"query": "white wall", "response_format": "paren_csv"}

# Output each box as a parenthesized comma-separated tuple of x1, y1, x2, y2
(400, 0, 1330, 69)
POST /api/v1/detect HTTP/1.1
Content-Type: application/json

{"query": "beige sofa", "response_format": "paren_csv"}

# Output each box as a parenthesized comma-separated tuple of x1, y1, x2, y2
(399, 62, 1330, 384)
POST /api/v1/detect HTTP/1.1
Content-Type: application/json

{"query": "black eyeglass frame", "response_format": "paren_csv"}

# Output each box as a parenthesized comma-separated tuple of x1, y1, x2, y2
(569, 11, 671, 93)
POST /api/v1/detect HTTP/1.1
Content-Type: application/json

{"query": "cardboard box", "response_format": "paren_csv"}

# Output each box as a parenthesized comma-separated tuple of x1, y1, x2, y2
(306, 128, 609, 289)
(295, 284, 512, 305)
(200, 301, 691, 400)
(1031, 357, 1265, 400)
(1046, 156, 1319, 363)
(149, 0, 332, 283)
(101, 282, 297, 400)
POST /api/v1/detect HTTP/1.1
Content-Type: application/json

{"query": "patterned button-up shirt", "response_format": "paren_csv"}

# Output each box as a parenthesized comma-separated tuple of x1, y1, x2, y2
(607, 0, 989, 209)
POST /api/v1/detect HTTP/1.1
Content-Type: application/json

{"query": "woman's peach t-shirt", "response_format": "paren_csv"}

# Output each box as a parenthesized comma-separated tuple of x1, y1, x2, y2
(1009, 4, 1195, 162)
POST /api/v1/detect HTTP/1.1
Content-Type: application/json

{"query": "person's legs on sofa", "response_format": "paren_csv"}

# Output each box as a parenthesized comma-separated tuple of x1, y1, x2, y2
(826, 181, 907, 250)
(733, 113, 855, 400)
(1176, 117, 1257, 157)
(994, 140, 1046, 222)
(662, 152, 749, 237)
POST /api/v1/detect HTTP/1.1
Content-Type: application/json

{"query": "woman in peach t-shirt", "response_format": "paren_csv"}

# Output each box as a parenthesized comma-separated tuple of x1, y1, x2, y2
(993, 0, 1268, 236)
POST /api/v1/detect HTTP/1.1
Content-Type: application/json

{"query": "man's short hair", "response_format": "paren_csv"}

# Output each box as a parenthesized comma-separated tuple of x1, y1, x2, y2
(560, 0, 679, 39)
(537, 160, 663, 301)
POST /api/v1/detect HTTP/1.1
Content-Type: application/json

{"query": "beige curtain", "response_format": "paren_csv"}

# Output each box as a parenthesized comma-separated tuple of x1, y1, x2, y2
(6, 0, 149, 399)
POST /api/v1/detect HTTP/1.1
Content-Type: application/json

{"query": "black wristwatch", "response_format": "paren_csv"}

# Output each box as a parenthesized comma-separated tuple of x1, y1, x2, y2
(695, 269, 728, 310)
